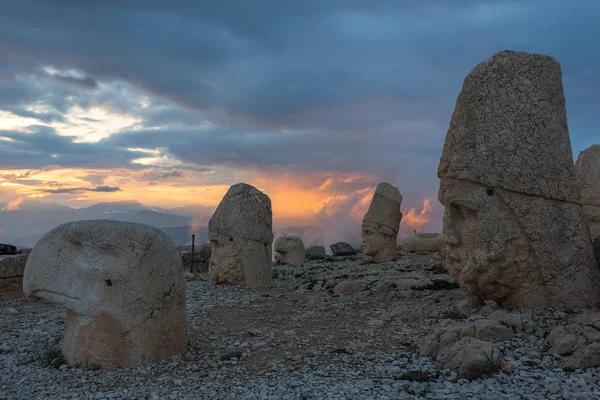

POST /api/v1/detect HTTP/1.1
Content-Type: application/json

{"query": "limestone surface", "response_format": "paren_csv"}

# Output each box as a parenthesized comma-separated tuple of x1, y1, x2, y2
(361, 182, 402, 263)
(437, 50, 600, 309)
(401, 233, 444, 253)
(23, 220, 188, 368)
(575, 144, 600, 239)
(274, 236, 306, 265)
(208, 183, 273, 286)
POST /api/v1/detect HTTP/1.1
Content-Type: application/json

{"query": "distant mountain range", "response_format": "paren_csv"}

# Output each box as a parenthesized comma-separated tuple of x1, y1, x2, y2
(0, 199, 211, 248)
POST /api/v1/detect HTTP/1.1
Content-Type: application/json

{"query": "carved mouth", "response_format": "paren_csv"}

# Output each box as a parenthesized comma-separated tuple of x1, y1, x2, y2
(28, 289, 81, 301)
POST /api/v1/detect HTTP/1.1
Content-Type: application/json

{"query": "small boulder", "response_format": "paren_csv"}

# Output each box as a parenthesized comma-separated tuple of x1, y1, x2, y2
(333, 280, 367, 296)
(439, 337, 502, 379)
(421, 318, 513, 359)
(0, 244, 17, 255)
(401, 233, 445, 253)
(0, 254, 28, 294)
(305, 246, 326, 259)
(547, 312, 600, 368)
(330, 242, 356, 257)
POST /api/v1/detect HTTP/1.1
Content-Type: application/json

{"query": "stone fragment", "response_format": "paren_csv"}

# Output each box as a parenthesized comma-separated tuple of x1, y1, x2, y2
(333, 280, 367, 296)
(23, 220, 188, 368)
(420, 318, 514, 359)
(208, 183, 273, 286)
(547, 312, 600, 368)
(439, 337, 502, 379)
(401, 233, 444, 253)
(575, 145, 600, 239)
(455, 297, 482, 316)
(421, 318, 511, 378)
(488, 310, 526, 331)
(437, 49, 600, 309)
(0, 244, 17, 255)
(361, 182, 402, 262)
(305, 246, 326, 259)
(330, 242, 356, 257)
(0, 254, 28, 294)
(274, 236, 306, 265)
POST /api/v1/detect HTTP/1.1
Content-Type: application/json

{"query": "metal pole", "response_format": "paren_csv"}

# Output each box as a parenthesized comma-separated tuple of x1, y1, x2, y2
(190, 234, 195, 273)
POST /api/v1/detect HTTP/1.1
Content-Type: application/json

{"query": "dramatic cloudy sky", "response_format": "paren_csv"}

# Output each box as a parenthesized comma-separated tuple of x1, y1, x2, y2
(0, 1, 598, 243)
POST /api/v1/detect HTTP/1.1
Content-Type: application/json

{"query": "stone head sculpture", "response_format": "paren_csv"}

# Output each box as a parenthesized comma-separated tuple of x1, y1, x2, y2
(274, 235, 306, 265)
(361, 182, 403, 263)
(208, 183, 273, 286)
(438, 50, 600, 309)
(23, 220, 188, 368)
(575, 145, 600, 240)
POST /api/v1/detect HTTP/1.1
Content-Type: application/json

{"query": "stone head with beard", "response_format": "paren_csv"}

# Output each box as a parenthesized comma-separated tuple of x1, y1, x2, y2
(438, 50, 600, 309)
(208, 183, 273, 286)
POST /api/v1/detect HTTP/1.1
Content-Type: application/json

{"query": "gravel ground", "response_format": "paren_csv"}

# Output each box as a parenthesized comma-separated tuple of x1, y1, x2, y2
(1, 253, 599, 400)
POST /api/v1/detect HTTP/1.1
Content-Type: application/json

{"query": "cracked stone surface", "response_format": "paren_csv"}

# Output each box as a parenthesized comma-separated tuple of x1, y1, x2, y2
(575, 144, 600, 239)
(401, 233, 445, 253)
(208, 183, 273, 286)
(22, 220, 188, 368)
(438, 50, 600, 309)
(361, 182, 403, 263)
(0, 255, 28, 294)
(274, 236, 306, 265)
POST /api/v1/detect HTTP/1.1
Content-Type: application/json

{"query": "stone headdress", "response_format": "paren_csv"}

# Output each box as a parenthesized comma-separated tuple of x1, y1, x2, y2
(437, 50, 581, 203)
(362, 182, 403, 237)
(208, 183, 273, 244)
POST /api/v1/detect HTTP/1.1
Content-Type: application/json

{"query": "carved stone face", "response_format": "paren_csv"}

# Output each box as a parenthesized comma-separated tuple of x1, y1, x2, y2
(23, 220, 188, 368)
(209, 234, 244, 284)
(274, 236, 305, 265)
(438, 179, 534, 305)
(361, 226, 387, 255)
(361, 224, 396, 262)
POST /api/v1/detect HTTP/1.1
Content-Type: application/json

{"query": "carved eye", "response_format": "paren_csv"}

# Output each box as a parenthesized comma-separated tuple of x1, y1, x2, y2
(104, 279, 113, 287)
(486, 189, 494, 196)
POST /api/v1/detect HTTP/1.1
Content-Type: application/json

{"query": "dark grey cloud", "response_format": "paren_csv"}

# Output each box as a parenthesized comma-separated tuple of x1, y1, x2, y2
(0, 0, 598, 177)
(41, 185, 121, 194)
(0, 126, 148, 169)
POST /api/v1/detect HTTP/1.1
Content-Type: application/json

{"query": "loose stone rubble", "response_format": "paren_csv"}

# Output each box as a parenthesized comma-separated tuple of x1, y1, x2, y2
(208, 183, 273, 286)
(438, 50, 600, 309)
(401, 233, 445, 253)
(274, 236, 306, 265)
(2, 251, 600, 399)
(361, 182, 403, 263)
(23, 220, 188, 369)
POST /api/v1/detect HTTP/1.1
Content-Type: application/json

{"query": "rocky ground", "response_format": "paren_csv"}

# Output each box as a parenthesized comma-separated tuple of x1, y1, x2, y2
(1, 252, 600, 400)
